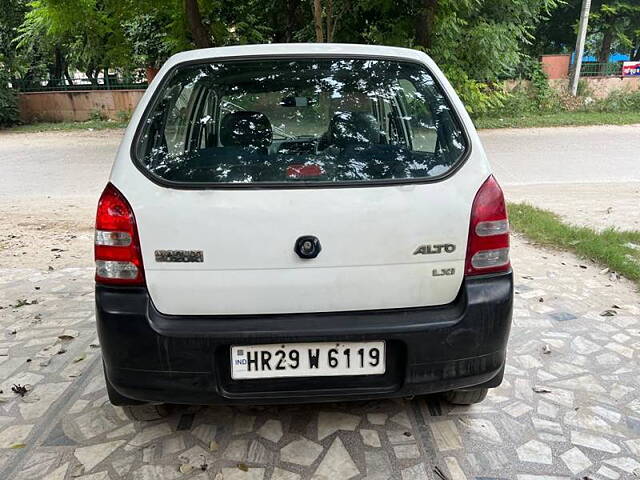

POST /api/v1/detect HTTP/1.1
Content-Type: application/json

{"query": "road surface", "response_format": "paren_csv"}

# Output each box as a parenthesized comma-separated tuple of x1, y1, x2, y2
(1, 124, 639, 197)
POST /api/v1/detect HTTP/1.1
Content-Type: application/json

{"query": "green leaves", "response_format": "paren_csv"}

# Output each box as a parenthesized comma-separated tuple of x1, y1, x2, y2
(1, 0, 570, 119)
(0, 69, 19, 127)
(122, 10, 172, 68)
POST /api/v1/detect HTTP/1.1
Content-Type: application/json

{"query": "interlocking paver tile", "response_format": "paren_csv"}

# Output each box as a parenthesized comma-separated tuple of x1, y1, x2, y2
(0, 236, 639, 479)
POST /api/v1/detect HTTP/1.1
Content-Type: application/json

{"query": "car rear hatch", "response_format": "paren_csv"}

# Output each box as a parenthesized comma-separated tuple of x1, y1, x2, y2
(108, 54, 495, 315)
(132, 182, 471, 314)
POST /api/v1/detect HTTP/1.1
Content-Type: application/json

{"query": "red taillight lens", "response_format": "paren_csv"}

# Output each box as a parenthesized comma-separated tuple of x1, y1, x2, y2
(94, 183, 145, 285)
(465, 175, 510, 276)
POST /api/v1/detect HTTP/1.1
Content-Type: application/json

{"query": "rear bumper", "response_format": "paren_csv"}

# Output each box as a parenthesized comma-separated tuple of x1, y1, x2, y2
(96, 271, 513, 404)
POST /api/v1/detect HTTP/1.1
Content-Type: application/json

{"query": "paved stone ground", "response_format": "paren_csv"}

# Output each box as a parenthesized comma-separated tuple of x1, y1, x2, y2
(1, 237, 639, 480)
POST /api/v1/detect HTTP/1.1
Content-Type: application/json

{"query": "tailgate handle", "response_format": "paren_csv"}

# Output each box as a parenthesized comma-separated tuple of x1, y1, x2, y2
(295, 236, 322, 259)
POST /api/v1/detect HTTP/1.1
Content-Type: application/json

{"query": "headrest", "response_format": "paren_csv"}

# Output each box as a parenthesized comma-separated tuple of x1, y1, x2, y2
(329, 111, 380, 148)
(220, 111, 272, 150)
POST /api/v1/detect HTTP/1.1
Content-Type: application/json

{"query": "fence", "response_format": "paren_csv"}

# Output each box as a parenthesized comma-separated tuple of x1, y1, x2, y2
(18, 89, 146, 123)
(12, 77, 148, 93)
(577, 62, 623, 77)
(13, 62, 639, 122)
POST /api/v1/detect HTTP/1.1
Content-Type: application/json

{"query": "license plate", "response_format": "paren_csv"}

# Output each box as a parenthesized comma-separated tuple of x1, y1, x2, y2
(230, 341, 386, 380)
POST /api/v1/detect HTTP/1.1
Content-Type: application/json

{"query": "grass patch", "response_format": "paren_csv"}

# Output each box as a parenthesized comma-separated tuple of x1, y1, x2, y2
(475, 111, 640, 129)
(508, 202, 640, 285)
(3, 119, 127, 133)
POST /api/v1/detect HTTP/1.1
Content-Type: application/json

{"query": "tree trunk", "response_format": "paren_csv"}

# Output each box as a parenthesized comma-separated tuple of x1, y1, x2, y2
(273, 0, 293, 42)
(326, 0, 333, 42)
(146, 67, 160, 83)
(87, 68, 99, 85)
(313, 0, 324, 42)
(285, 0, 297, 42)
(184, 0, 213, 48)
(48, 46, 64, 86)
(64, 68, 74, 86)
(598, 29, 614, 75)
(415, 0, 437, 50)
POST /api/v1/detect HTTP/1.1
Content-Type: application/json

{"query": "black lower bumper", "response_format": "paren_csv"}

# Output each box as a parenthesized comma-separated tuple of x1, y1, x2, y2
(96, 271, 513, 405)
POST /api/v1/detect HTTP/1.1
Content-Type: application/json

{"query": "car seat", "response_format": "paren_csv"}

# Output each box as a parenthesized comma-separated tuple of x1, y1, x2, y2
(328, 111, 380, 148)
(219, 111, 273, 153)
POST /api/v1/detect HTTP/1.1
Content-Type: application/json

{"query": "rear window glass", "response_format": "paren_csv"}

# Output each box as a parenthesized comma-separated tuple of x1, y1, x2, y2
(134, 58, 468, 185)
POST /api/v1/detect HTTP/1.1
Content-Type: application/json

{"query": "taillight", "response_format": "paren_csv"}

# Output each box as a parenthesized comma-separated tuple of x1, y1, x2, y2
(465, 175, 510, 275)
(94, 183, 145, 285)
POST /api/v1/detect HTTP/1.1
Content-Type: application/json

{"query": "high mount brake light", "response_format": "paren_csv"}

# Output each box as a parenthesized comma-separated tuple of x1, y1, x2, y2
(465, 175, 510, 276)
(94, 183, 145, 285)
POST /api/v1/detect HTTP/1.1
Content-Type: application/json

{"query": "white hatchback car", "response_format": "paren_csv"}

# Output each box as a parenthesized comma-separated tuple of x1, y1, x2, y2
(95, 44, 512, 407)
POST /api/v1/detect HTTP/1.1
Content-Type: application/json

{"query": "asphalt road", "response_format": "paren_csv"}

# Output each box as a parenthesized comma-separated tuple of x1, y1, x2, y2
(481, 124, 640, 186)
(1, 124, 639, 200)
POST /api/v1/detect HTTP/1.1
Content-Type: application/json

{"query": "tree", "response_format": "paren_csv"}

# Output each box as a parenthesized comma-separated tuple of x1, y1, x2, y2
(343, 0, 559, 82)
(530, 0, 582, 55)
(589, 0, 640, 65)
(0, 69, 20, 126)
(415, 0, 437, 50)
(310, 0, 344, 42)
(122, 9, 173, 69)
(313, 0, 323, 42)
(0, 0, 28, 73)
(530, 0, 640, 63)
(13, 0, 233, 83)
(265, 0, 307, 43)
(2, 0, 568, 114)
(15, 0, 133, 84)
(184, 0, 213, 48)
(0, 0, 51, 88)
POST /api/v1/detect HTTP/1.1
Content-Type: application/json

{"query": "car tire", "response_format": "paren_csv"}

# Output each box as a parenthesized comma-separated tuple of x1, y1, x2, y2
(103, 365, 145, 407)
(443, 387, 488, 405)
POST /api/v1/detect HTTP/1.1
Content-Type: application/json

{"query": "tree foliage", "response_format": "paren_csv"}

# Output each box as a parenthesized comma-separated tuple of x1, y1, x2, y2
(122, 9, 173, 69)
(0, 69, 19, 126)
(1, 0, 581, 115)
(531, 0, 640, 60)
(589, 0, 640, 62)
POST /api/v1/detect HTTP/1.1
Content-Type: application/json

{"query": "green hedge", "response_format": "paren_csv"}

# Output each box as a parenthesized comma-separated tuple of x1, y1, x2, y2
(0, 71, 19, 127)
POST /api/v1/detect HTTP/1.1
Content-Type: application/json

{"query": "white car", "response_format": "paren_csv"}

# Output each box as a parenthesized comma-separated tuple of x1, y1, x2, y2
(95, 43, 512, 407)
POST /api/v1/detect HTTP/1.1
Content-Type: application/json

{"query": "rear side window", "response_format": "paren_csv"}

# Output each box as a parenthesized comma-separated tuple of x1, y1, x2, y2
(134, 58, 468, 186)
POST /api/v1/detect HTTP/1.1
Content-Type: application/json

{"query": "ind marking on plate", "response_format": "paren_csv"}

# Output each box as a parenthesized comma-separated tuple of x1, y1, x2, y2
(155, 250, 204, 263)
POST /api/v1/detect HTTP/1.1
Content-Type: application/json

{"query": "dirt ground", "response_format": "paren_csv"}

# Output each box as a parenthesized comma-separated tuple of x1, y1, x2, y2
(0, 196, 94, 269)
(0, 129, 119, 269)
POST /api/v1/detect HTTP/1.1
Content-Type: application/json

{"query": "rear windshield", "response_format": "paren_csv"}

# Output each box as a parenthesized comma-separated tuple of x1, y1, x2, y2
(134, 58, 468, 186)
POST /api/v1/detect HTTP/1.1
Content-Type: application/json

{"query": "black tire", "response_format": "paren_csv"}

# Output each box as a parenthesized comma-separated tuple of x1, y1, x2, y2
(443, 387, 489, 405)
(103, 365, 146, 406)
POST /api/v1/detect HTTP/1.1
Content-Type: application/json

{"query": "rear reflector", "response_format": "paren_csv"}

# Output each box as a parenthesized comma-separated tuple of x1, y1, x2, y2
(471, 248, 510, 269)
(465, 176, 510, 275)
(94, 183, 145, 285)
(475, 219, 509, 237)
(95, 230, 131, 246)
(95, 260, 139, 279)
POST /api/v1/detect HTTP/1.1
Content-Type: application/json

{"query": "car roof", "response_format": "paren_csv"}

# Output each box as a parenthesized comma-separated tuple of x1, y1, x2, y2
(165, 43, 431, 68)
